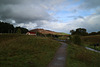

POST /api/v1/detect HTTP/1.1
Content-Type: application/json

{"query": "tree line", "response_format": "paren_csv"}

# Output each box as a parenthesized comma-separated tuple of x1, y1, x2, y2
(70, 28, 100, 36)
(0, 21, 28, 34)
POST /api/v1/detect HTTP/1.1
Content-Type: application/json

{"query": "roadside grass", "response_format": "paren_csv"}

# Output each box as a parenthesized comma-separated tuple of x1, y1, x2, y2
(0, 34, 61, 67)
(67, 44, 100, 67)
(58, 36, 67, 40)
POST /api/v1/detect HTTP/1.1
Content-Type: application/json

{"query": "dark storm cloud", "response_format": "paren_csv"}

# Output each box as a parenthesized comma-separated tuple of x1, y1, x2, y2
(0, 0, 67, 25)
(0, 0, 52, 24)
(0, 0, 19, 4)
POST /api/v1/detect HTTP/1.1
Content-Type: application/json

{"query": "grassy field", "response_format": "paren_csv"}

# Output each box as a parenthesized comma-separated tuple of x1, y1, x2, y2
(59, 32, 69, 35)
(0, 34, 22, 43)
(0, 34, 61, 67)
(58, 36, 67, 40)
(81, 35, 100, 51)
(67, 44, 100, 67)
(81, 35, 100, 44)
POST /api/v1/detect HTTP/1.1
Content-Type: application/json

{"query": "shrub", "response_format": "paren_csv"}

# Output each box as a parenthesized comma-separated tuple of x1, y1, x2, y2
(72, 35, 81, 45)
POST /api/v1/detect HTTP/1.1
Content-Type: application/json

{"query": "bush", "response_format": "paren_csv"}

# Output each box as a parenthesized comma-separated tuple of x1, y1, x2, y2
(72, 35, 81, 45)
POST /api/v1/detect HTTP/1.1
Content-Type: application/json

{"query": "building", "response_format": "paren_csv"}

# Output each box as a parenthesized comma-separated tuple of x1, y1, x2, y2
(26, 31, 36, 36)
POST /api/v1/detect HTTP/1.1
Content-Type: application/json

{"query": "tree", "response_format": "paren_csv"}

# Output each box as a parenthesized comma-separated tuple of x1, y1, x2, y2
(76, 28, 88, 35)
(97, 31, 100, 35)
(89, 32, 97, 35)
(70, 30, 75, 35)
(14, 27, 28, 34)
(0, 21, 14, 33)
(70, 28, 88, 36)
(16, 28, 21, 34)
(0, 22, 28, 34)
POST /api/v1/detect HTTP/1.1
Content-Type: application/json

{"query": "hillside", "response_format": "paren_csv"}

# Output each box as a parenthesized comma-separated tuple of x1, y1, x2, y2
(81, 35, 100, 44)
(67, 43, 100, 67)
(81, 35, 100, 51)
(30, 28, 69, 35)
(67, 35, 100, 67)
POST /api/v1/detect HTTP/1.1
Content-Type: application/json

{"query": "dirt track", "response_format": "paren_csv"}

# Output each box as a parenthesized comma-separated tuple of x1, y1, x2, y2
(47, 42, 67, 67)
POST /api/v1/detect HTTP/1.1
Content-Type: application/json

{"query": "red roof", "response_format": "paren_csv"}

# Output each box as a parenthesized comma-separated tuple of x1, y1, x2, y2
(28, 32, 36, 34)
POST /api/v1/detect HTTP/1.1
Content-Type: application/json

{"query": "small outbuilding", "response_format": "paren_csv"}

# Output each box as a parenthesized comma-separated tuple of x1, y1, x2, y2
(26, 32, 36, 36)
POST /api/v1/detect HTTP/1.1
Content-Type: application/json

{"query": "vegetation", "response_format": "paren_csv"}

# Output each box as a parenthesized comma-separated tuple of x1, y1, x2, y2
(58, 36, 67, 40)
(86, 45, 100, 51)
(0, 22, 14, 33)
(0, 34, 22, 43)
(67, 33, 100, 67)
(0, 21, 28, 34)
(70, 28, 88, 36)
(71, 35, 82, 45)
(16, 28, 21, 34)
(67, 44, 100, 67)
(0, 34, 61, 67)
(70, 28, 100, 36)
(69, 28, 100, 50)
(89, 31, 100, 35)
(14, 27, 28, 34)
(60, 32, 69, 35)
(81, 35, 100, 51)
(81, 35, 100, 44)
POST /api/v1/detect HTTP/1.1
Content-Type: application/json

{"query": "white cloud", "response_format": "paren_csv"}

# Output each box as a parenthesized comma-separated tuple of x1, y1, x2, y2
(15, 13, 100, 34)
(15, 22, 38, 30)
(65, 14, 100, 33)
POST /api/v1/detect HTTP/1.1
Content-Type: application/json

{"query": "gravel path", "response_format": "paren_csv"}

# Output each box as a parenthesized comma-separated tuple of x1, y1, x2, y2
(47, 42, 67, 67)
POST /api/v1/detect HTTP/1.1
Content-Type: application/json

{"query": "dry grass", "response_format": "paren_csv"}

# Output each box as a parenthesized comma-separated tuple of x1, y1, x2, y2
(81, 35, 100, 51)
(0, 34, 61, 67)
(81, 35, 100, 44)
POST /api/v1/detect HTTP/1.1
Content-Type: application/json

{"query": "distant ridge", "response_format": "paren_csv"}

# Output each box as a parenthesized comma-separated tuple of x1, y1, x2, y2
(30, 28, 69, 35)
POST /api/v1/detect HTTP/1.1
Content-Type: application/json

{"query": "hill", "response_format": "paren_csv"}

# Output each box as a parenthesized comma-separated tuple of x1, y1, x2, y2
(30, 28, 69, 35)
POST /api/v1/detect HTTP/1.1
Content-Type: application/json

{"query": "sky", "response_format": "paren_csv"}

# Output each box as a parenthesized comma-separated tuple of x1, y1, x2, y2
(0, 0, 100, 33)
